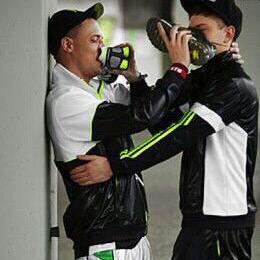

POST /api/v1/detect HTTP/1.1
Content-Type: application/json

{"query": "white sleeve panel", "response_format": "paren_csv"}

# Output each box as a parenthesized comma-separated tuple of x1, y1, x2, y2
(55, 90, 102, 142)
(191, 102, 225, 132)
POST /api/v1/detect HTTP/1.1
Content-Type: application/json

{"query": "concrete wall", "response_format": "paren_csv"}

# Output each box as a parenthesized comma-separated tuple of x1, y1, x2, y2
(0, 0, 56, 259)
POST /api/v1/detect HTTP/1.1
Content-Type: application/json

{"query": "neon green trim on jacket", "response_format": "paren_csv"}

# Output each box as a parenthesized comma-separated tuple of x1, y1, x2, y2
(120, 111, 195, 159)
(184, 111, 196, 125)
(217, 239, 221, 257)
(120, 110, 192, 159)
(97, 80, 105, 100)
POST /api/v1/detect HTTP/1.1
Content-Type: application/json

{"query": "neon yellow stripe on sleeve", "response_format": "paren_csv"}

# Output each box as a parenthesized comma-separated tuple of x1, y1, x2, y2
(120, 111, 195, 159)
(120, 110, 192, 159)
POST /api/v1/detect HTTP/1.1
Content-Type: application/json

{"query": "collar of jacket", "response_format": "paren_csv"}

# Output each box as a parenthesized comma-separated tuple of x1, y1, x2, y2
(204, 51, 233, 70)
(51, 63, 100, 94)
(191, 51, 233, 84)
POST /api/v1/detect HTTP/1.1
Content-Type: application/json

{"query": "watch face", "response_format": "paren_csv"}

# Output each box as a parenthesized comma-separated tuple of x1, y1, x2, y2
(146, 17, 172, 53)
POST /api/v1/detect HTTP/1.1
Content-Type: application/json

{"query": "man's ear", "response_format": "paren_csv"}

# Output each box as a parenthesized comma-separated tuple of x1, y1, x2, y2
(60, 37, 74, 53)
(224, 25, 235, 44)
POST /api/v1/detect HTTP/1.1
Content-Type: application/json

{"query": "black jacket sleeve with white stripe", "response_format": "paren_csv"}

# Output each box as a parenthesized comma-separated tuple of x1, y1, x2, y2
(91, 70, 188, 140)
(108, 78, 242, 175)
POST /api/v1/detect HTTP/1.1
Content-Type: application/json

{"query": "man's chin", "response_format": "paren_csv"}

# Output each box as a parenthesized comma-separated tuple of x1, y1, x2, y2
(96, 67, 102, 75)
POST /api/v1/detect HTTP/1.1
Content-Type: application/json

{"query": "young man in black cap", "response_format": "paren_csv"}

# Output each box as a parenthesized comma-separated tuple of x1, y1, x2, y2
(73, 1, 258, 259)
(47, 2, 198, 259)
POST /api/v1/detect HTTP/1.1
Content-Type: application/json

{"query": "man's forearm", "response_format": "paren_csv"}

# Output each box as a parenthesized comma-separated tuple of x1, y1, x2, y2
(108, 112, 214, 176)
(92, 67, 188, 140)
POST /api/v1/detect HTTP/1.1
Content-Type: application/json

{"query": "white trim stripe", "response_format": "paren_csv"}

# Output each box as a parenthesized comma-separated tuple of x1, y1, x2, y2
(203, 122, 248, 216)
(191, 102, 225, 132)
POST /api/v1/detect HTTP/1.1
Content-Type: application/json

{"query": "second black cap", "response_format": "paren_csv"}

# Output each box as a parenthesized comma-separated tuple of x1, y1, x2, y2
(180, 0, 243, 39)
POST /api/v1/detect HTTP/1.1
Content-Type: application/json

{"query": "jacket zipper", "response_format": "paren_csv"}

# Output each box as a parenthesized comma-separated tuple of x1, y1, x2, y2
(114, 176, 119, 218)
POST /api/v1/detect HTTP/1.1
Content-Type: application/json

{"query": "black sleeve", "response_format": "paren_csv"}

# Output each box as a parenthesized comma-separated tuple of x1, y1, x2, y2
(148, 107, 185, 134)
(130, 77, 151, 98)
(109, 112, 214, 175)
(148, 74, 193, 133)
(108, 79, 241, 176)
(92, 70, 186, 140)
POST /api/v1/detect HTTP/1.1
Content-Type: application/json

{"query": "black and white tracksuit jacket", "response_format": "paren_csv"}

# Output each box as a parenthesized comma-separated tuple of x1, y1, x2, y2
(109, 52, 258, 230)
(46, 63, 186, 255)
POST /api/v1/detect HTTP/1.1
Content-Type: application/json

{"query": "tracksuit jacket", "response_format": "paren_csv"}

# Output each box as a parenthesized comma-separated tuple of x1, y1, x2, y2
(46, 62, 186, 256)
(47, 52, 258, 257)
(110, 52, 258, 230)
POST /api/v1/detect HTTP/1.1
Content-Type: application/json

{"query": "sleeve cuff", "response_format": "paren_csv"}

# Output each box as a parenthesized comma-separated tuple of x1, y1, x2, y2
(130, 78, 150, 97)
(130, 78, 148, 88)
(169, 63, 188, 79)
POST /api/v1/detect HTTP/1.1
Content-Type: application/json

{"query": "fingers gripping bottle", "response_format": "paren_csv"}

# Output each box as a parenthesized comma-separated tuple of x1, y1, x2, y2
(146, 17, 216, 66)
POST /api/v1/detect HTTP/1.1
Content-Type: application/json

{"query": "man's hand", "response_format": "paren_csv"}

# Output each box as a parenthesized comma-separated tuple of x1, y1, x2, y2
(112, 43, 140, 83)
(70, 155, 113, 186)
(230, 42, 244, 64)
(157, 23, 192, 68)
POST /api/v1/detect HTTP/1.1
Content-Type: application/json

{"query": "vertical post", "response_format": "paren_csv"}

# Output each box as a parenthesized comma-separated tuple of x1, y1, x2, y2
(50, 146, 59, 260)
(0, 0, 56, 259)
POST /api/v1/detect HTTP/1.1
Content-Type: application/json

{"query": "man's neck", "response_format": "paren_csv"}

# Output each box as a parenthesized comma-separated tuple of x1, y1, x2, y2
(214, 41, 232, 55)
(58, 59, 91, 83)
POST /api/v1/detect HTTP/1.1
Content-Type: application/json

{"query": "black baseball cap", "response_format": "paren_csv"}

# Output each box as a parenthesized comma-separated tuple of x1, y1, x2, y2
(48, 2, 104, 56)
(180, 0, 243, 39)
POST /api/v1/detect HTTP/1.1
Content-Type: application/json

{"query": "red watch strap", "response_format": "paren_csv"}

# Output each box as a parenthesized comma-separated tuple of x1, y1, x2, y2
(170, 63, 188, 79)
